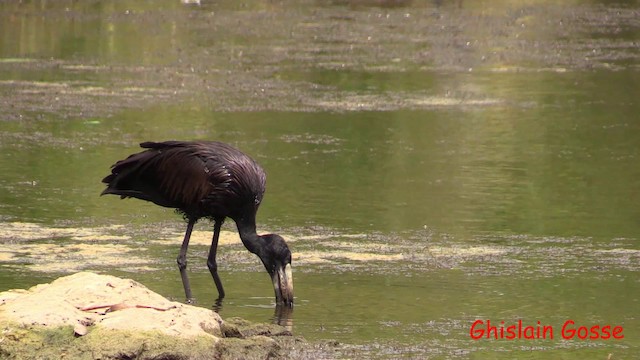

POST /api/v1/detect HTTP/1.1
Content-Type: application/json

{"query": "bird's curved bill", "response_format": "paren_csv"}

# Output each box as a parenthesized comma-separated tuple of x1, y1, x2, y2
(272, 263, 294, 306)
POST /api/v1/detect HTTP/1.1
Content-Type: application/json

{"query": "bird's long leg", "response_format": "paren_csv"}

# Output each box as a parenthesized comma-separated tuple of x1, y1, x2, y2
(207, 218, 225, 301)
(177, 219, 196, 302)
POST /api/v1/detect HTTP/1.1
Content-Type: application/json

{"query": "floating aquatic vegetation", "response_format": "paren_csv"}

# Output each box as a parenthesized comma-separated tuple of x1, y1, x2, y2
(0, 222, 129, 242)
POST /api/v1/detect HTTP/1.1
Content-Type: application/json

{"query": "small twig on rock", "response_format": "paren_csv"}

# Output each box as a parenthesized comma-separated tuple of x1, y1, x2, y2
(78, 302, 177, 313)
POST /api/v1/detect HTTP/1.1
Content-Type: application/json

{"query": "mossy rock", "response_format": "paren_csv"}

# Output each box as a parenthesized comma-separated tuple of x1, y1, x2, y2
(0, 272, 339, 359)
(0, 324, 217, 360)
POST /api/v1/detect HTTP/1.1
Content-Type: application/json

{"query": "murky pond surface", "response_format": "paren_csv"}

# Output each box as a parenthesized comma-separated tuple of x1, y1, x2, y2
(1, 0, 639, 358)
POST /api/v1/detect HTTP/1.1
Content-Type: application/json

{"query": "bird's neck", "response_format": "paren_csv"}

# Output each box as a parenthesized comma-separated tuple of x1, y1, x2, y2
(236, 216, 261, 255)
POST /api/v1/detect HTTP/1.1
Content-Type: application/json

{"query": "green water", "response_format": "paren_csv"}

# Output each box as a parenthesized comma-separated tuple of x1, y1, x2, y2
(1, 1, 639, 358)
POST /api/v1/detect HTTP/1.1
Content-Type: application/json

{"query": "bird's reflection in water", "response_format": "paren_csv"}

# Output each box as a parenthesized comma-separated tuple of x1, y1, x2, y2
(210, 299, 294, 332)
(273, 304, 294, 332)
(212, 298, 224, 313)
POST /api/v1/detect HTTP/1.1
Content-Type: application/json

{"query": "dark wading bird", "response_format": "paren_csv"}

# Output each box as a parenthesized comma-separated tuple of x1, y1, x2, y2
(101, 141, 294, 306)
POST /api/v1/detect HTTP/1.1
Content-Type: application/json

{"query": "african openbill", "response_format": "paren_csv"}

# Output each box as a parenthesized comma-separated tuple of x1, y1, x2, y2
(101, 141, 294, 306)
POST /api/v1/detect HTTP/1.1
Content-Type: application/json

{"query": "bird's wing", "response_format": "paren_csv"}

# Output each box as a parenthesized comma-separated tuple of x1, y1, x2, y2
(151, 145, 216, 206)
(102, 142, 216, 208)
(196, 142, 267, 206)
(103, 141, 266, 217)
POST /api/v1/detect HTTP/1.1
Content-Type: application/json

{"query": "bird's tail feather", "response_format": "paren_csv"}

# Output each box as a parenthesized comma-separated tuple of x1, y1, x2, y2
(101, 147, 177, 208)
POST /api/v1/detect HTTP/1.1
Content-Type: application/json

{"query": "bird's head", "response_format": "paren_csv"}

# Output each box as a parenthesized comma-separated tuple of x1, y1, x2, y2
(258, 234, 294, 306)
